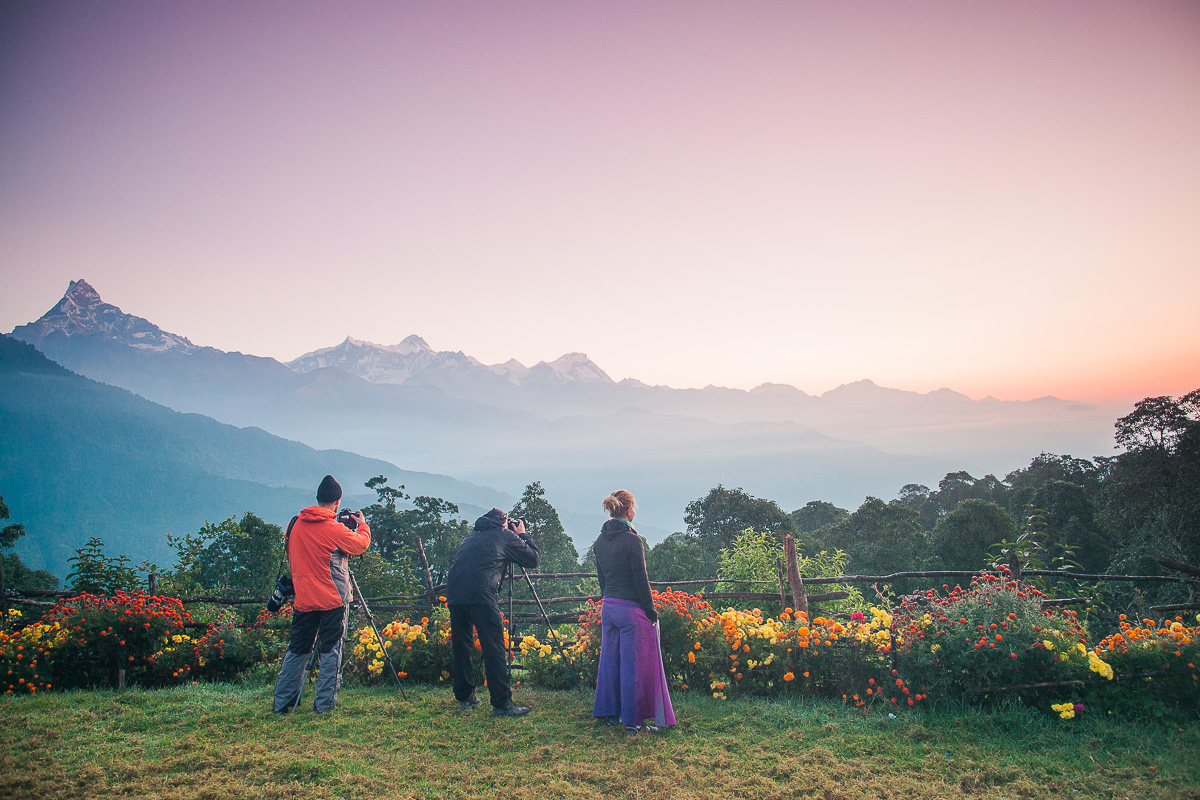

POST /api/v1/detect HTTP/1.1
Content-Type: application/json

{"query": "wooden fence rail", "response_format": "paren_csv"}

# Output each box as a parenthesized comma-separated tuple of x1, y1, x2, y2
(6, 551, 1197, 617)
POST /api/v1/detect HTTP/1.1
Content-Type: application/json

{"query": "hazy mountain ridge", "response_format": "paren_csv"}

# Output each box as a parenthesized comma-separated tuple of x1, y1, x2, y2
(287, 334, 614, 389)
(8, 280, 1120, 553)
(0, 335, 515, 575)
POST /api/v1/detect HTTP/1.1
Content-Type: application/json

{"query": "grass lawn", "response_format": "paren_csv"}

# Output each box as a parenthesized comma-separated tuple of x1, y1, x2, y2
(1, 683, 1197, 799)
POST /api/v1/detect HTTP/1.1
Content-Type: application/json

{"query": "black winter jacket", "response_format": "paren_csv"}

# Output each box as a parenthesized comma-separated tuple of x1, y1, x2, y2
(445, 510, 539, 606)
(592, 518, 657, 623)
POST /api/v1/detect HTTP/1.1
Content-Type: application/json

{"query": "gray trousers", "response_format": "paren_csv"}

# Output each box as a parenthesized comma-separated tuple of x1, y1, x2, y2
(272, 605, 350, 713)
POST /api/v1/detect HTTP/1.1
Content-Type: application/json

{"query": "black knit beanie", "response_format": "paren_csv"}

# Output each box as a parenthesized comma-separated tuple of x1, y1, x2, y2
(316, 474, 342, 503)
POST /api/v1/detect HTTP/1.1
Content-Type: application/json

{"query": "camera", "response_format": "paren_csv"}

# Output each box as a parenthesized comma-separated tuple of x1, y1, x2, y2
(337, 508, 359, 531)
(507, 517, 525, 532)
(266, 573, 294, 613)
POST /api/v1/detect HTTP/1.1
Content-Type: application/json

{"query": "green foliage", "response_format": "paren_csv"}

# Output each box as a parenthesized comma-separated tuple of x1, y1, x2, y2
(157, 512, 283, 598)
(717, 529, 777, 588)
(510, 481, 577, 572)
(791, 500, 850, 534)
(65, 538, 142, 595)
(931, 499, 1018, 570)
(684, 485, 803, 560)
(347, 549, 418, 600)
(0, 494, 55, 594)
(819, 497, 927, 576)
(0, 494, 25, 550)
(794, 548, 863, 612)
(0, 553, 59, 591)
(360, 475, 469, 588)
(190, 610, 290, 683)
(646, 532, 711, 583)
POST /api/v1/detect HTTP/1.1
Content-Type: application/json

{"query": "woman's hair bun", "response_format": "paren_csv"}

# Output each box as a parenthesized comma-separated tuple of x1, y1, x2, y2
(603, 490, 635, 518)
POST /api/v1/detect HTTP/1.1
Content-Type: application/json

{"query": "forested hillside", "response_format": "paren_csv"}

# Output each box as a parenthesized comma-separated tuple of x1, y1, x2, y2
(0, 336, 510, 575)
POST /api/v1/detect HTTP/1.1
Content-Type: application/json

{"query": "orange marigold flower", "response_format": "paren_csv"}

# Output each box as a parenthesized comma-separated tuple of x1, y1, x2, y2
(784, 672, 794, 681)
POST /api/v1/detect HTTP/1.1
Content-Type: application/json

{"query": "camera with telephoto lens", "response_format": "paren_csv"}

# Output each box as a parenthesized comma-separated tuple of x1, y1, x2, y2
(266, 573, 294, 613)
(337, 508, 359, 531)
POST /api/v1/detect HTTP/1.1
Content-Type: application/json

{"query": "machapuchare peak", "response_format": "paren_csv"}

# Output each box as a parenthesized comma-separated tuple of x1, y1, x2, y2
(9, 279, 197, 353)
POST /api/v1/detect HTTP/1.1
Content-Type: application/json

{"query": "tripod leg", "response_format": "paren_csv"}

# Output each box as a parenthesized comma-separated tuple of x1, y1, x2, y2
(291, 646, 318, 714)
(348, 567, 407, 700)
(520, 567, 581, 688)
(506, 564, 515, 686)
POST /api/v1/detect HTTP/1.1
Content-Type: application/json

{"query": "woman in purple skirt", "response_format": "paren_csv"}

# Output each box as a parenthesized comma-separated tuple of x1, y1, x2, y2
(591, 490, 676, 734)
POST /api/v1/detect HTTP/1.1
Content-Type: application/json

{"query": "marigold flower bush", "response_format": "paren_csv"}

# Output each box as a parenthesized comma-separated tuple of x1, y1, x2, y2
(188, 609, 290, 682)
(885, 570, 1106, 701)
(1086, 613, 1200, 717)
(32, 591, 191, 689)
(571, 589, 892, 701)
(346, 606, 456, 685)
(518, 626, 586, 690)
(1, 609, 69, 695)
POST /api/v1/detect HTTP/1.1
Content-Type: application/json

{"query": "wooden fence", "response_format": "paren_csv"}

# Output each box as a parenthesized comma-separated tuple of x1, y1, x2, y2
(6, 538, 1197, 627)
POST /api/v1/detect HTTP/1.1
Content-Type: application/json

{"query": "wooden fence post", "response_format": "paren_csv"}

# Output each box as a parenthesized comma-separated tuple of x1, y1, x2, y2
(784, 535, 809, 617)
(147, 573, 158, 597)
(413, 538, 436, 606)
(1008, 552, 1023, 582)
(776, 557, 789, 609)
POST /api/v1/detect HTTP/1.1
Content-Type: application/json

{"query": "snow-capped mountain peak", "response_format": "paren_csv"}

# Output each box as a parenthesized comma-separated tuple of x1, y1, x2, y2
(524, 353, 614, 386)
(10, 279, 197, 353)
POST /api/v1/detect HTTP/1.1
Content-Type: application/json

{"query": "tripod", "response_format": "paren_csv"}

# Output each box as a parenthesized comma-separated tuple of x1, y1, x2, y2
(505, 564, 581, 688)
(347, 564, 408, 700)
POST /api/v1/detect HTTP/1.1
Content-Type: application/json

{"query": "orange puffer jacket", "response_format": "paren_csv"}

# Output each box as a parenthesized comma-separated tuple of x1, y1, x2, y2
(287, 506, 372, 612)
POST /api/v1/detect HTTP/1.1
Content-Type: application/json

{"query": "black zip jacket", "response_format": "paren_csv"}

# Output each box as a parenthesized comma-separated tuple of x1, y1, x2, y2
(445, 510, 539, 606)
(592, 518, 657, 623)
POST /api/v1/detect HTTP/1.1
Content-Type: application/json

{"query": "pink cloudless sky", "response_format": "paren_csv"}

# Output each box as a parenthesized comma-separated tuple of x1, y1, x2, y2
(1, 0, 1197, 403)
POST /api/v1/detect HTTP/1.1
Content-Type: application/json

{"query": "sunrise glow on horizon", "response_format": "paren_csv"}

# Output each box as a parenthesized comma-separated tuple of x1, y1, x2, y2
(2, 1, 1197, 406)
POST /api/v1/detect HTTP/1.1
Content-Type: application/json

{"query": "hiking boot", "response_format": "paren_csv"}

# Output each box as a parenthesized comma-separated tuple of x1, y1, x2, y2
(458, 695, 482, 710)
(492, 701, 530, 717)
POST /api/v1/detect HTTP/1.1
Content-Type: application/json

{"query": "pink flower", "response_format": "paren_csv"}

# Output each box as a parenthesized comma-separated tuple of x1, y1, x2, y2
(850, 612, 865, 622)
(1073, 703, 1085, 713)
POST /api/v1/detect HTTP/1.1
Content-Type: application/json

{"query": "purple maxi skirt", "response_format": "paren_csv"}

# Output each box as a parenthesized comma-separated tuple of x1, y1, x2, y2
(592, 598, 676, 728)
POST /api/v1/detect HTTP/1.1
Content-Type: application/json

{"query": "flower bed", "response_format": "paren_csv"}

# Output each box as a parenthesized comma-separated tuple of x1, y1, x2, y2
(4, 577, 1198, 720)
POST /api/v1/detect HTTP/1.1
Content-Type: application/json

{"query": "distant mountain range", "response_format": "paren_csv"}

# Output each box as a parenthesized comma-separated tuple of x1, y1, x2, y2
(7, 279, 1122, 559)
(0, 334, 513, 576)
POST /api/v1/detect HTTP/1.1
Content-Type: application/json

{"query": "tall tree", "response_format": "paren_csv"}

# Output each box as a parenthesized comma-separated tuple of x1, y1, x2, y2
(1102, 390, 1200, 579)
(820, 497, 926, 575)
(930, 499, 1018, 570)
(646, 532, 711, 582)
(684, 485, 800, 558)
(510, 481, 578, 572)
(791, 500, 849, 535)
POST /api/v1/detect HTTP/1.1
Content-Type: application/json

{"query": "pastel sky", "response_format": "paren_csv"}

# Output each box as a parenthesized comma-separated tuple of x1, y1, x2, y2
(2, 1, 1197, 403)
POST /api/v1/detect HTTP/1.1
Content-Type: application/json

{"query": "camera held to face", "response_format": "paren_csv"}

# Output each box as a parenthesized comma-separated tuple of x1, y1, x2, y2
(507, 517, 525, 532)
(337, 507, 359, 531)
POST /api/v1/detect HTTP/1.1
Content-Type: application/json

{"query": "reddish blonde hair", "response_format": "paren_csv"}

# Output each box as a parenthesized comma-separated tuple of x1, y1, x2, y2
(602, 490, 636, 519)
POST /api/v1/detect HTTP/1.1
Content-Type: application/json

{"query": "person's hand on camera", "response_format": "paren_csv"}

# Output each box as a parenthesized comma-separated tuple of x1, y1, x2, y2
(351, 510, 365, 526)
(509, 518, 526, 535)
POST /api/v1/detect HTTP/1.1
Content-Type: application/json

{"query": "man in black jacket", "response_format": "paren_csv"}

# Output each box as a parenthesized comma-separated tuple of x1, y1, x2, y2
(445, 508, 539, 716)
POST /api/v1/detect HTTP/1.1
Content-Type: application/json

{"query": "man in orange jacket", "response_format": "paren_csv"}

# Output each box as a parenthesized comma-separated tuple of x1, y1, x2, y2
(272, 474, 371, 713)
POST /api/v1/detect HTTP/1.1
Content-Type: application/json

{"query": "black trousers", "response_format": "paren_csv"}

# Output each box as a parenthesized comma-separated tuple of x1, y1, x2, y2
(449, 602, 511, 708)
